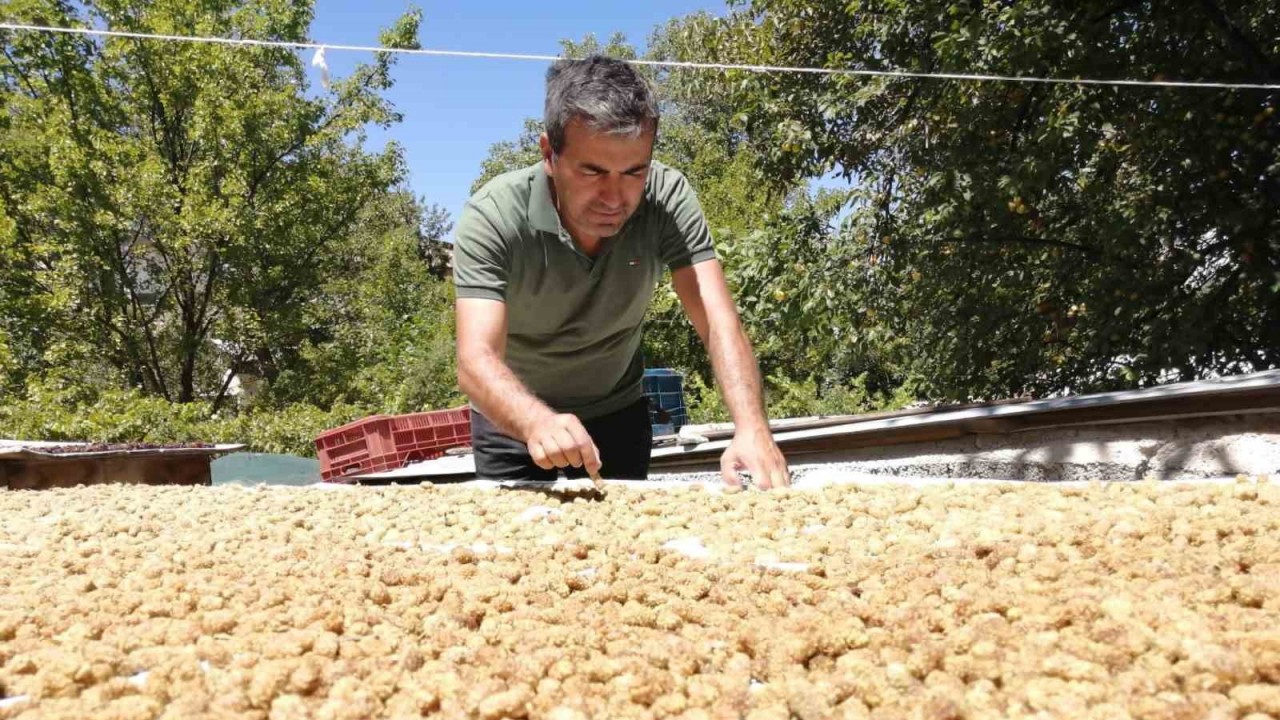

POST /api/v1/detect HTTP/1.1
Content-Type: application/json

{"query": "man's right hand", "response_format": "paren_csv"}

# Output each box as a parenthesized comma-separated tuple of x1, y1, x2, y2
(524, 412, 603, 479)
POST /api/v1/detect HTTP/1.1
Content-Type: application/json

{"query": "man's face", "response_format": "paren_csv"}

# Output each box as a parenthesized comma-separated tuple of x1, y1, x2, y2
(541, 118, 654, 244)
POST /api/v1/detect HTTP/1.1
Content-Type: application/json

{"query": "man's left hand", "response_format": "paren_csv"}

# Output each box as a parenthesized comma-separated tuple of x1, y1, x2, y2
(720, 426, 790, 489)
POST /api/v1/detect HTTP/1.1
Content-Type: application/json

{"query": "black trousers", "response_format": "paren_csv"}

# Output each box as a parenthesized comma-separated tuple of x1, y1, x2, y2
(471, 398, 653, 480)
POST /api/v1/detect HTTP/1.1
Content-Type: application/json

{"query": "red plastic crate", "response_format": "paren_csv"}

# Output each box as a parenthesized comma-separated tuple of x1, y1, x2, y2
(316, 407, 472, 482)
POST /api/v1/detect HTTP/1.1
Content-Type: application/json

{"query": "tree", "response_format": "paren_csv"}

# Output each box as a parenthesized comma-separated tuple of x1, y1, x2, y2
(660, 0, 1279, 400)
(267, 188, 462, 414)
(0, 0, 422, 404)
(417, 202, 454, 277)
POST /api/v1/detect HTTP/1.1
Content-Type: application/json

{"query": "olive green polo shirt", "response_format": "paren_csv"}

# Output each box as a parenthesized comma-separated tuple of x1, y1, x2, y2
(453, 161, 716, 420)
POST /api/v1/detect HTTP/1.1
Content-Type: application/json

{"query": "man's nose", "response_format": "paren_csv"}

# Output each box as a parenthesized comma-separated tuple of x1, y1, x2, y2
(598, 176, 623, 209)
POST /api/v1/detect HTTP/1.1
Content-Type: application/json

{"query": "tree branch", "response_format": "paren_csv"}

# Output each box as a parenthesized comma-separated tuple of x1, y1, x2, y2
(0, 46, 43, 98)
(246, 66, 382, 204)
(210, 357, 242, 415)
(131, 40, 191, 198)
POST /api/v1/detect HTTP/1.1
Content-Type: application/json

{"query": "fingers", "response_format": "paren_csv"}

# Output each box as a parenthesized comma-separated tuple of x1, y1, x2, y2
(588, 441, 602, 479)
(553, 428, 584, 469)
(720, 451, 743, 488)
(754, 462, 774, 490)
(737, 448, 774, 490)
(530, 436, 565, 470)
(529, 440, 554, 470)
(527, 414, 602, 479)
(570, 420, 604, 486)
(564, 423, 603, 481)
(752, 450, 790, 489)
(721, 443, 790, 490)
(587, 445, 602, 482)
(765, 447, 791, 488)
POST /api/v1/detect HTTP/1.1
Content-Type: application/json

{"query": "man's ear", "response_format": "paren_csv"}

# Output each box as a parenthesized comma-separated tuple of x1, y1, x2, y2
(539, 133, 554, 173)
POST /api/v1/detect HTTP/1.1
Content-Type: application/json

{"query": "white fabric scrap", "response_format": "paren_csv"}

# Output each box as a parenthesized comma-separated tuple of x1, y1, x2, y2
(663, 536, 712, 559)
(311, 46, 330, 89)
(517, 506, 563, 523)
(0, 696, 30, 710)
(419, 542, 511, 556)
(755, 555, 809, 573)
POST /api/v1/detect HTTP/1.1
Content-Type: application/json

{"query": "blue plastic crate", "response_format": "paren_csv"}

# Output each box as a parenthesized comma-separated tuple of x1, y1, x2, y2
(643, 368, 688, 435)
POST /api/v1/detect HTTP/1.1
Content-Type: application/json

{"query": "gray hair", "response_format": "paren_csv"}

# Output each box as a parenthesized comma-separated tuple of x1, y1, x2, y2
(544, 55, 659, 155)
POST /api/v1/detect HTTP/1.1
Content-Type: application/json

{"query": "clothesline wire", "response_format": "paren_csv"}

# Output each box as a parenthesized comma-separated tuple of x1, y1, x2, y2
(2, 22, 1279, 91)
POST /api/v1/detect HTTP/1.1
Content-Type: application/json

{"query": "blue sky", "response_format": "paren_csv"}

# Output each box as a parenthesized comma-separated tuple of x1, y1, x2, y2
(307, 0, 726, 225)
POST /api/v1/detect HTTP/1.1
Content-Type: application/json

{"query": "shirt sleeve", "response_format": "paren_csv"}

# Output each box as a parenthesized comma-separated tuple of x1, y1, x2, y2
(452, 198, 509, 302)
(656, 168, 717, 271)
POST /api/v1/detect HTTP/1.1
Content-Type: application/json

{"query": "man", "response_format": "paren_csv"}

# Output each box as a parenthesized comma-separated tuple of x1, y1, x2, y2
(453, 55, 789, 488)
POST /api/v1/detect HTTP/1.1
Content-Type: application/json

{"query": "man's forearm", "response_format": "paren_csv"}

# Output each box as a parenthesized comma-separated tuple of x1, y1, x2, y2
(705, 322, 770, 433)
(458, 351, 554, 441)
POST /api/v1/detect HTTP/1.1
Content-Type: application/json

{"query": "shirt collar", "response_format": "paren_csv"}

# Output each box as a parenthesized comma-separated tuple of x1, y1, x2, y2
(528, 164, 563, 236)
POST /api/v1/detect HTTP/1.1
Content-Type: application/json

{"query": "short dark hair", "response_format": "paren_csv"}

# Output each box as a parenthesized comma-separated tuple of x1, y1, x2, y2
(544, 55, 659, 154)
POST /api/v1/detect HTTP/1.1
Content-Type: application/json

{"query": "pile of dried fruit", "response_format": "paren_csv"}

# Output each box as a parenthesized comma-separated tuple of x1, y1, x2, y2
(1, 479, 1278, 719)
